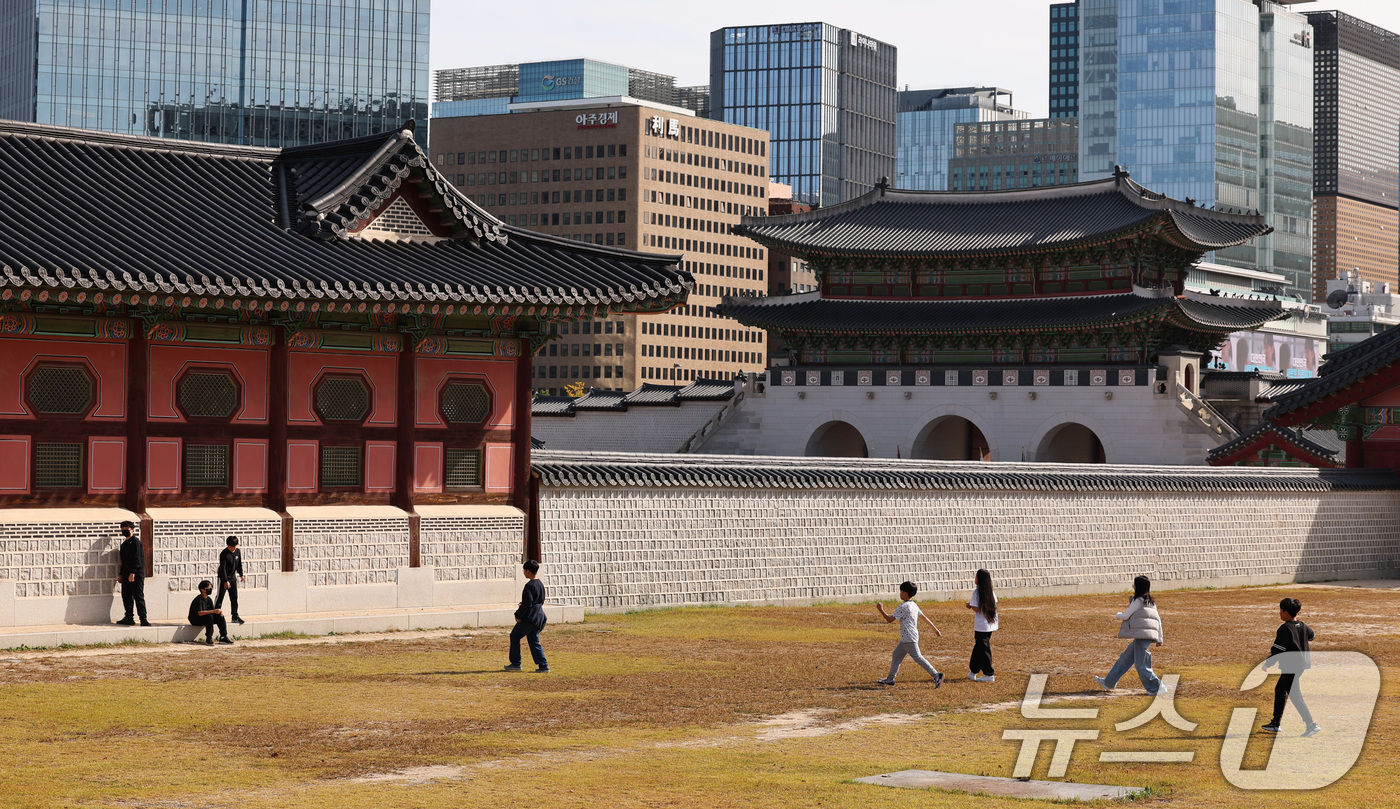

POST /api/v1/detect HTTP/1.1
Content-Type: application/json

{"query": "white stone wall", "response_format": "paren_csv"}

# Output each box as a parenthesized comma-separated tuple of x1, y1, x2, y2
(534, 402, 728, 453)
(0, 520, 123, 598)
(420, 513, 524, 582)
(292, 516, 410, 587)
(539, 487, 1400, 609)
(149, 515, 282, 594)
(700, 375, 1221, 465)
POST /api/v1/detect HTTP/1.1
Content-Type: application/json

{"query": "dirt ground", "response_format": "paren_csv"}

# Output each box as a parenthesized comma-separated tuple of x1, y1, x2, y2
(0, 583, 1396, 808)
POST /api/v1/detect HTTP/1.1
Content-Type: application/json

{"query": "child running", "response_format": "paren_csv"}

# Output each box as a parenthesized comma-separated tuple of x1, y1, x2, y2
(965, 568, 998, 682)
(875, 580, 944, 687)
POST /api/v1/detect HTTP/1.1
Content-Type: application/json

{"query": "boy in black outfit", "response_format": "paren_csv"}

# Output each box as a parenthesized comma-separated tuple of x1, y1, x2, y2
(115, 520, 150, 626)
(188, 580, 234, 645)
(215, 536, 245, 624)
(503, 560, 549, 673)
(1262, 597, 1320, 737)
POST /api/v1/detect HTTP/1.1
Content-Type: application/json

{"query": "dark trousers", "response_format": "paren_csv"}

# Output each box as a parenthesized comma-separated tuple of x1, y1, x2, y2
(120, 577, 147, 621)
(509, 622, 547, 668)
(1273, 672, 1314, 725)
(970, 630, 995, 676)
(189, 613, 228, 640)
(214, 580, 239, 619)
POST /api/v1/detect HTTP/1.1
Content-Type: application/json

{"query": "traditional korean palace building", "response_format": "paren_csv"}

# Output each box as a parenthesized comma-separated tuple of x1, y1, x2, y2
(0, 120, 689, 628)
(701, 171, 1284, 463)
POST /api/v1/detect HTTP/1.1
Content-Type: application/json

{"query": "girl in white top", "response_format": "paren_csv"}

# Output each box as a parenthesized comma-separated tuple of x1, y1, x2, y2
(965, 568, 998, 682)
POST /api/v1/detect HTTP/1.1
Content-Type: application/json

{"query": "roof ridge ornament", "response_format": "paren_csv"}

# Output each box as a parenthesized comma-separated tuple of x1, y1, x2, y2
(1113, 165, 1131, 182)
(876, 176, 890, 197)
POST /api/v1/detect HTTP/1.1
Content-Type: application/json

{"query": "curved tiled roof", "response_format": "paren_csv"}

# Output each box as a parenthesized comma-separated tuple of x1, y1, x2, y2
(0, 121, 690, 311)
(534, 379, 737, 416)
(533, 451, 1397, 492)
(714, 290, 1284, 334)
(733, 174, 1271, 259)
(1206, 423, 1340, 466)
(1266, 323, 1400, 419)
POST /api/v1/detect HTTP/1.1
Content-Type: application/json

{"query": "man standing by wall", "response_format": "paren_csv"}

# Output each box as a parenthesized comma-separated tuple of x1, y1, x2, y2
(215, 536, 245, 625)
(115, 521, 149, 627)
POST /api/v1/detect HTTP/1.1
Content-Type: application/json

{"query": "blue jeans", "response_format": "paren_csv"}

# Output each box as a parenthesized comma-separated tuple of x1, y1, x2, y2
(887, 641, 940, 681)
(1104, 638, 1161, 694)
(510, 622, 547, 668)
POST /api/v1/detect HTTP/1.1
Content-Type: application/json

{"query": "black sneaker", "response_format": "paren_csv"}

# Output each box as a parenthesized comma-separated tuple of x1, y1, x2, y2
(139, 621, 152, 627)
(502, 664, 522, 672)
(116, 618, 135, 626)
(218, 637, 234, 645)
(876, 678, 896, 686)
(1261, 722, 1281, 733)
(934, 672, 945, 689)
(204, 638, 215, 646)
(536, 666, 550, 673)
(233, 617, 245, 625)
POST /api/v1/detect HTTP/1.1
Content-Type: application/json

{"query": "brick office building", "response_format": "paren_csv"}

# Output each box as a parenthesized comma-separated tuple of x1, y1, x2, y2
(429, 101, 773, 393)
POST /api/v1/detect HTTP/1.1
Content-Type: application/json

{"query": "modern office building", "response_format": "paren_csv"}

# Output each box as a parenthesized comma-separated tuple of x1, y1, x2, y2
(0, 1, 428, 147)
(677, 86, 711, 119)
(1322, 270, 1400, 357)
(949, 117, 1078, 190)
(709, 22, 896, 207)
(1306, 11, 1400, 301)
(1077, 0, 1117, 179)
(433, 60, 681, 116)
(895, 87, 1029, 191)
(429, 98, 772, 393)
(1078, 0, 1313, 299)
(1049, 2, 1081, 118)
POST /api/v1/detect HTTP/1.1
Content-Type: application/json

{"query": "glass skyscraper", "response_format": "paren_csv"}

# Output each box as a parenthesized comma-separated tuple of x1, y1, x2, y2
(1080, 0, 1312, 298)
(895, 88, 1028, 191)
(1049, 2, 1081, 118)
(0, 1, 429, 147)
(709, 22, 896, 207)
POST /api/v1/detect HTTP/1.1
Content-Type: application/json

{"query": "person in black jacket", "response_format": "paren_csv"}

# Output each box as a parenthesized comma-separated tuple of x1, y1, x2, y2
(504, 560, 549, 673)
(215, 535, 245, 624)
(115, 520, 150, 627)
(188, 580, 233, 645)
(1262, 597, 1320, 737)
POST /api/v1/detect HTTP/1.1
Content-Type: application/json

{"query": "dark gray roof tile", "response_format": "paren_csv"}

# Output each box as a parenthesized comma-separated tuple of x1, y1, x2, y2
(734, 175, 1270, 259)
(535, 450, 1394, 492)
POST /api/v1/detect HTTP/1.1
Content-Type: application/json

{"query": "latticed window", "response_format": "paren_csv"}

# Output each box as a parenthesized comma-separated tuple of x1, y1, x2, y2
(444, 448, 483, 489)
(178, 372, 238, 419)
(320, 444, 362, 488)
(315, 377, 371, 422)
(441, 382, 490, 424)
(28, 366, 93, 415)
(184, 444, 229, 488)
(35, 442, 82, 488)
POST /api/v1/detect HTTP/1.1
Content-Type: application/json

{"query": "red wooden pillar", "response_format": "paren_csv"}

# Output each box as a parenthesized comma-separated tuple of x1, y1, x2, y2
(395, 334, 420, 566)
(267, 325, 292, 571)
(1346, 437, 1365, 469)
(123, 321, 152, 575)
(514, 345, 539, 562)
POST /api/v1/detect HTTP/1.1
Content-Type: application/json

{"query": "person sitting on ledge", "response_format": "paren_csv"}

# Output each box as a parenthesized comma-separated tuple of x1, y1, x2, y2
(188, 580, 233, 646)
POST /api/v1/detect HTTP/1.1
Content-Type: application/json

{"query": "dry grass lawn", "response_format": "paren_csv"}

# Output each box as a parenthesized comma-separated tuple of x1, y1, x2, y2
(1, 583, 1396, 808)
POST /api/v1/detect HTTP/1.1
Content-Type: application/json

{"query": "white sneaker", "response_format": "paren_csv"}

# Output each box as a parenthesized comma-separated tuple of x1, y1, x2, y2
(968, 672, 978, 680)
(1302, 724, 1322, 738)
(976, 675, 995, 683)
(1093, 676, 1112, 691)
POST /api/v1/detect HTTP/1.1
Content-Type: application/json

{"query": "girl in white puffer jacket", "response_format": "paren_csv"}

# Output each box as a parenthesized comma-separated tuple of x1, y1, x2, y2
(1093, 575, 1163, 696)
